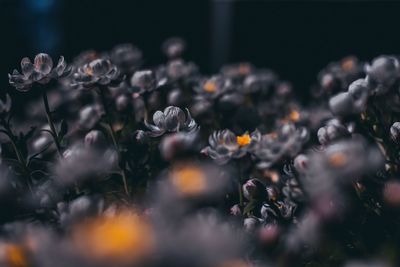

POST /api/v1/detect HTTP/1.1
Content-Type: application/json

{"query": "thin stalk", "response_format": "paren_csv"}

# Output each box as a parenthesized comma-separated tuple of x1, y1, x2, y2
(42, 90, 63, 157)
(99, 86, 129, 196)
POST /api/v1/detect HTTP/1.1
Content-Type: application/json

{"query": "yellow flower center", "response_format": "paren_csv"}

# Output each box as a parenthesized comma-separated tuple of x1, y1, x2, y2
(236, 134, 252, 147)
(203, 81, 217, 93)
(3, 244, 28, 267)
(328, 152, 347, 167)
(73, 212, 154, 263)
(171, 166, 207, 196)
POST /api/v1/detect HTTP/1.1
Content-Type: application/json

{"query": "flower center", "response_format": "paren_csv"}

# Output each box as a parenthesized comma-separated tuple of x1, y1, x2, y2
(203, 81, 217, 93)
(171, 166, 207, 196)
(328, 152, 347, 167)
(237, 134, 252, 147)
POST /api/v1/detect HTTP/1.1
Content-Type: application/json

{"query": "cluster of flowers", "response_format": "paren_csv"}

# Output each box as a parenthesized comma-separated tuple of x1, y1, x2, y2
(0, 38, 399, 267)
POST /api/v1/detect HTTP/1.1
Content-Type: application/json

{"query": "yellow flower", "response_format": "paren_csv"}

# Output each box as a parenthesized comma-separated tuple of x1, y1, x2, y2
(171, 165, 207, 196)
(72, 211, 154, 263)
(236, 134, 251, 147)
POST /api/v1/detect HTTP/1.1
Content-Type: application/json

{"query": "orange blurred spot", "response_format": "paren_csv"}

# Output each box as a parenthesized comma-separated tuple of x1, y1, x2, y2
(328, 152, 347, 167)
(171, 165, 207, 196)
(236, 134, 252, 147)
(203, 81, 217, 93)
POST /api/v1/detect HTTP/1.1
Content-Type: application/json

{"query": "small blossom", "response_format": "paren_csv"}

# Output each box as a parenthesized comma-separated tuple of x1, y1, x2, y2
(144, 106, 198, 137)
(71, 58, 121, 89)
(110, 43, 142, 74)
(202, 129, 261, 164)
(8, 53, 71, 91)
(254, 124, 309, 169)
(162, 37, 186, 59)
(130, 70, 157, 95)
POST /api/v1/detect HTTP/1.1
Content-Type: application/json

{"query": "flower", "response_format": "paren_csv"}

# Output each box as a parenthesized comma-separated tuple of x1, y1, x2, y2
(54, 144, 118, 186)
(366, 55, 399, 95)
(317, 56, 364, 94)
(72, 211, 154, 264)
(202, 129, 260, 164)
(317, 119, 350, 145)
(71, 58, 121, 89)
(110, 43, 142, 74)
(159, 131, 199, 161)
(194, 76, 229, 98)
(243, 69, 277, 94)
(162, 37, 186, 59)
(130, 70, 157, 95)
(144, 106, 198, 137)
(253, 124, 309, 169)
(8, 53, 71, 91)
(390, 122, 400, 144)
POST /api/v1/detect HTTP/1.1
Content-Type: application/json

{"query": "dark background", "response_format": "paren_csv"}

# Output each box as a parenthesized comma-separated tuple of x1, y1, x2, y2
(1, 0, 400, 99)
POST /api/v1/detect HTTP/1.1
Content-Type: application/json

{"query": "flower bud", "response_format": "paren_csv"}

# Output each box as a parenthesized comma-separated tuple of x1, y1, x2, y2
(85, 130, 106, 147)
(329, 92, 354, 116)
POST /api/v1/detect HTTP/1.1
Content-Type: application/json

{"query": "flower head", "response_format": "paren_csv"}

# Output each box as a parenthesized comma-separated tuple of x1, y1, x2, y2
(110, 43, 142, 74)
(144, 106, 198, 137)
(9, 53, 71, 91)
(71, 58, 121, 89)
(202, 129, 260, 164)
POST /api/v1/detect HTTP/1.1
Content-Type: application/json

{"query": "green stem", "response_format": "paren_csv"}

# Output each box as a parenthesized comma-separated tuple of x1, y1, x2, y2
(99, 86, 130, 197)
(42, 90, 63, 157)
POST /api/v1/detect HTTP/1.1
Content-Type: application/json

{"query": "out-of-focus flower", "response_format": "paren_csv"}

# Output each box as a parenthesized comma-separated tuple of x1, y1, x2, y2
(202, 129, 261, 164)
(243, 69, 277, 95)
(78, 104, 102, 130)
(71, 58, 121, 89)
(316, 56, 364, 96)
(254, 124, 309, 169)
(84, 130, 107, 148)
(8, 53, 71, 91)
(71, 210, 154, 264)
(329, 92, 356, 116)
(0, 94, 11, 116)
(366, 55, 399, 95)
(110, 43, 142, 74)
(130, 70, 157, 95)
(54, 144, 118, 186)
(159, 131, 200, 161)
(57, 196, 104, 228)
(166, 163, 229, 199)
(144, 106, 198, 137)
(158, 59, 198, 82)
(162, 37, 186, 59)
(301, 138, 383, 198)
(194, 76, 229, 99)
(347, 78, 370, 113)
(317, 119, 350, 145)
(221, 62, 253, 80)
